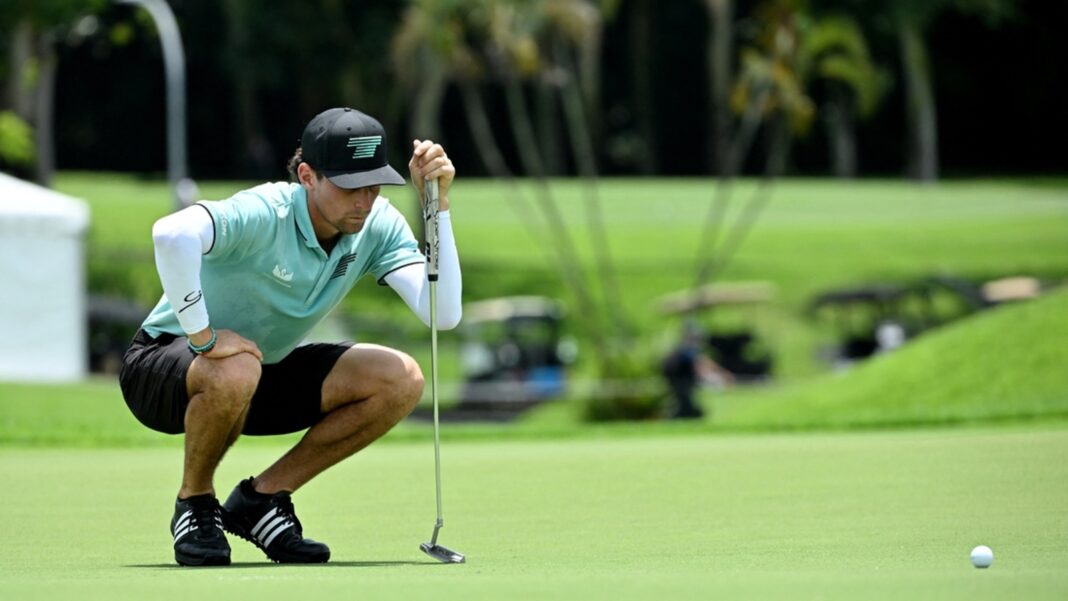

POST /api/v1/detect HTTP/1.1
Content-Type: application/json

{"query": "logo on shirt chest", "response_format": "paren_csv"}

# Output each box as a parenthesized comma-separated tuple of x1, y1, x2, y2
(272, 264, 294, 286)
(330, 253, 358, 280)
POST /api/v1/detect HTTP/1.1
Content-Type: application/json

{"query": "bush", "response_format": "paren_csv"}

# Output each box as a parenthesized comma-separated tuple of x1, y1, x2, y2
(583, 346, 666, 421)
(0, 111, 34, 171)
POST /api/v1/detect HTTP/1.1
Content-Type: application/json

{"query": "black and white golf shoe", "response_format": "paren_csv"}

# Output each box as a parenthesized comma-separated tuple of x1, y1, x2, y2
(221, 478, 330, 564)
(171, 494, 231, 567)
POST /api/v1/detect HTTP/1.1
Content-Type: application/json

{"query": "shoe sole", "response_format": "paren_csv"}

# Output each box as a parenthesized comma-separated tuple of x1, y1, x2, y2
(221, 513, 330, 564)
(175, 551, 231, 567)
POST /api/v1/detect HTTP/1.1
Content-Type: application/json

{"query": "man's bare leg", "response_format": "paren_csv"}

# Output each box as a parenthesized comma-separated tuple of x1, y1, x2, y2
(179, 352, 261, 498)
(251, 344, 424, 494)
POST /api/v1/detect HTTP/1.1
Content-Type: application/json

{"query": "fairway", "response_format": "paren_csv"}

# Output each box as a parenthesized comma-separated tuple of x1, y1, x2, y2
(2, 427, 1066, 600)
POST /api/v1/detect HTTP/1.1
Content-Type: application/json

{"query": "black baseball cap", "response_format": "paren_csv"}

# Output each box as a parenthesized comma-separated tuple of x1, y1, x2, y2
(300, 107, 406, 189)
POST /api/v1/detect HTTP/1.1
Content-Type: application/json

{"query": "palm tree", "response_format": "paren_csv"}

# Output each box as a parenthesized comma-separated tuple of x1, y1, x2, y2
(1, 1, 110, 185)
(855, 0, 1015, 181)
(394, 0, 644, 386)
(692, 0, 810, 295)
(796, 15, 888, 178)
(703, 0, 735, 175)
(481, 0, 623, 359)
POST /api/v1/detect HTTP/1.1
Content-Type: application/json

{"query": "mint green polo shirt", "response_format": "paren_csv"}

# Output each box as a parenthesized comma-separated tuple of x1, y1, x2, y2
(141, 182, 423, 364)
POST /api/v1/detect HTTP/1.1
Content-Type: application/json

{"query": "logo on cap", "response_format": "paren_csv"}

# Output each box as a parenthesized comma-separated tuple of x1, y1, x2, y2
(347, 136, 383, 159)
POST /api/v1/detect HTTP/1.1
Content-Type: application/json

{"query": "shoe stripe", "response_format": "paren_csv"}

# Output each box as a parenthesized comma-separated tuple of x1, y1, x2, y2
(251, 507, 279, 538)
(261, 520, 293, 548)
(257, 516, 291, 545)
(174, 524, 197, 542)
(174, 510, 193, 533)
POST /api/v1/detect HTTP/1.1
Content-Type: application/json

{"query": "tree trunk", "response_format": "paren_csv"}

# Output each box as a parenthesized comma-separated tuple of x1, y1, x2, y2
(6, 21, 35, 120)
(457, 78, 549, 264)
(503, 79, 548, 178)
(501, 74, 609, 361)
(705, 0, 733, 175)
(223, 0, 274, 179)
(630, 0, 656, 174)
(576, 19, 603, 157)
(556, 39, 629, 338)
(898, 19, 938, 182)
(409, 51, 447, 145)
(825, 85, 857, 178)
(692, 83, 769, 291)
(459, 81, 515, 178)
(535, 76, 564, 175)
(695, 114, 789, 291)
(458, 80, 513, 178)
(33, 31, 57, 186)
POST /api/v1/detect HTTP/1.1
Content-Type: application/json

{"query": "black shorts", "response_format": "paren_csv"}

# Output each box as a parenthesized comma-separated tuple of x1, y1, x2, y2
(119, 329, 352, 436)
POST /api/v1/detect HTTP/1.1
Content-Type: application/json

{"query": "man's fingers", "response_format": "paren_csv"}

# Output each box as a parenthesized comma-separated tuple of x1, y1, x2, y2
(244, 343, 263, 362)
(237, 338, 263, 361)
(423, 164, 455, 183)
(208, 329, 264, 361)
(412, 138, 434, 157)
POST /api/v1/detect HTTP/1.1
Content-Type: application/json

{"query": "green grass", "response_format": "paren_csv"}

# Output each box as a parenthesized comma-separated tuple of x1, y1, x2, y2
(3, 285, 1067, 445)
(5, 174, 1061, 599)
(708, 285, 1068, 429)
(54, 173, 1068, 379)
(1, 427, 1066, 599)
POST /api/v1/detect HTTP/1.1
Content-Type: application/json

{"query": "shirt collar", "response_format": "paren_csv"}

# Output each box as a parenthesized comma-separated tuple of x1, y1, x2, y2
(293, 184, 320, 249)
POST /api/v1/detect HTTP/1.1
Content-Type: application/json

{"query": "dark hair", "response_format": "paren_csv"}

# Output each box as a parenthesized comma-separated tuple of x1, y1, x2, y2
(286, 147, 323, 182)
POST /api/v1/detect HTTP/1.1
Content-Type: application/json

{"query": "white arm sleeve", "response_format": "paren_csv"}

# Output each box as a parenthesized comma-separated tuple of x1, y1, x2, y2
(384, 211, 462, 329)
(152, 205, 215, 334)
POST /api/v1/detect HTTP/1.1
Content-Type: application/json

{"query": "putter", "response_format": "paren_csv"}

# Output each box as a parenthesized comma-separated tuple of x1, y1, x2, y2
(419, 177, 466, 564)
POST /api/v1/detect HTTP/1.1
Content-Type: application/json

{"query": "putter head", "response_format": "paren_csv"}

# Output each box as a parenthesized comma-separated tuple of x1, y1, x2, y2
(420, 542, 466, 564)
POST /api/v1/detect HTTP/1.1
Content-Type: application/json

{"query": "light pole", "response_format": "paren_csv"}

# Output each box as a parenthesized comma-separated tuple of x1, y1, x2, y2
(115, 0, 196, 208)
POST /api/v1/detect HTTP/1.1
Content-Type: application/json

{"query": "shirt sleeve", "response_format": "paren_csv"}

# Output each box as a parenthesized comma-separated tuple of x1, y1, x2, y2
(368, 200, 426, 283)
(151, 205, 215, 334)
(196, 189, 278, 262)
(383, 211, 462, 329)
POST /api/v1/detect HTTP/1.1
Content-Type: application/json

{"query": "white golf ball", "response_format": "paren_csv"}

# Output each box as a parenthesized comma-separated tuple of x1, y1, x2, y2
(970, 545, 994, 568)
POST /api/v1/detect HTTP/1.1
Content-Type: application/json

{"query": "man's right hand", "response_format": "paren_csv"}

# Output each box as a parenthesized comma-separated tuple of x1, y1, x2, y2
(191, 328, 263, 362)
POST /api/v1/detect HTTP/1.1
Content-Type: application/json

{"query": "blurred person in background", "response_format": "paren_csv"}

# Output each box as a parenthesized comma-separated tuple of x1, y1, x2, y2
(661, 321, 733, 419)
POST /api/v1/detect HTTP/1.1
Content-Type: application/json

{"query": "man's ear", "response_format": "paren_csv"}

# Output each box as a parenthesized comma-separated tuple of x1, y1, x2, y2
(297, 162, 317, 189)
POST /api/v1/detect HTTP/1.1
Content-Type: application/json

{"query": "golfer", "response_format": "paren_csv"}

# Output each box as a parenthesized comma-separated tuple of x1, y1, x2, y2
(119, 107, 462, 566)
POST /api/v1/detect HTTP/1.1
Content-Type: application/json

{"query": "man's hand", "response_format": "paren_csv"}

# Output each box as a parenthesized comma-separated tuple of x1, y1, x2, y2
(409, 139, 455, 211)
(189, 328, 263, 361)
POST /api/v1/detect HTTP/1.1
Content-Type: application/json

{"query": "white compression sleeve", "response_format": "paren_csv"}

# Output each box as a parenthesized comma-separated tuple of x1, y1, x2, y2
(384, 211, 462, 329)
(152, 205, 215, 334)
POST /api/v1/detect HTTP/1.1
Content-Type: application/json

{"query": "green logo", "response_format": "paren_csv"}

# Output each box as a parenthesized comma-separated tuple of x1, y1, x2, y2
(347, 136, 382, 159)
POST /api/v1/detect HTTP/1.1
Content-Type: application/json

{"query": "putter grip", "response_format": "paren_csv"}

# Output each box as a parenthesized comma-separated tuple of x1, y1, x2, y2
(423, 178, 440, 281)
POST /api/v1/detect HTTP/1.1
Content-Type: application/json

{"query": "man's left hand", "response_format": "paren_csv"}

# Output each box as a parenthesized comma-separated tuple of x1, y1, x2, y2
(409, 139, 455, 210)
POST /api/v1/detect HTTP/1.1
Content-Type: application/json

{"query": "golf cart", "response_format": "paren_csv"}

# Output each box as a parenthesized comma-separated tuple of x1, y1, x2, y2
(656, 282, 776, 382)
(457, 296, 576, 415)
(807, 284, 913, 364)
(807, 275, 1044, 367)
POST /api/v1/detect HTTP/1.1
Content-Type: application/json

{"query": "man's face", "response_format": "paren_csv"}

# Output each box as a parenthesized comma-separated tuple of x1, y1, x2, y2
(302, 165, 380, 237)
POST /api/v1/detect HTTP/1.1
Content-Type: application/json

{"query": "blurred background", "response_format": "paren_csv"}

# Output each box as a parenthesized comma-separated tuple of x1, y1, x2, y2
(1, 0, 1066, 433)
(5, 0, 1067, 181)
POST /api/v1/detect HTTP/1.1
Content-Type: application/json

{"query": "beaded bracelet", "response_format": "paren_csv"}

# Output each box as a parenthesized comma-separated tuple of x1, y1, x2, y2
(188, 327, 217, 355)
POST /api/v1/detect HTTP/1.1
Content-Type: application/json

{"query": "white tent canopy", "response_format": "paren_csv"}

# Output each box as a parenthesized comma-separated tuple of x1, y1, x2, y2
(0, 172, 90, 381)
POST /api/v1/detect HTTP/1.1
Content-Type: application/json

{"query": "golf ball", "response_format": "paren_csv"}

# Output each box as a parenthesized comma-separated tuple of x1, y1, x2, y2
(970, 545, 994, 568)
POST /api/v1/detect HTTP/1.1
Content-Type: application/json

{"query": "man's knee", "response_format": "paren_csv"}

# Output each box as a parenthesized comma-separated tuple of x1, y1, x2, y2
(374, 350, 424, 412)
(396, 352, 425, 410)
(188, 352, 262, 407)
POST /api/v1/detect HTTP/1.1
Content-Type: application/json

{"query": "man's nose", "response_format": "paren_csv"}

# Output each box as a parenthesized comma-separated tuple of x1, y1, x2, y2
(354, 190, 373, 208)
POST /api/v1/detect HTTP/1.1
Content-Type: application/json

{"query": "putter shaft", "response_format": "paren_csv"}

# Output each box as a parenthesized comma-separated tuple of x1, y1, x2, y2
(420, 178, 464, 564)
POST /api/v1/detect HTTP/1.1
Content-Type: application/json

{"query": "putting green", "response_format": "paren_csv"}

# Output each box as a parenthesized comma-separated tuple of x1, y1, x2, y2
(1, 427, 1066, 599)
